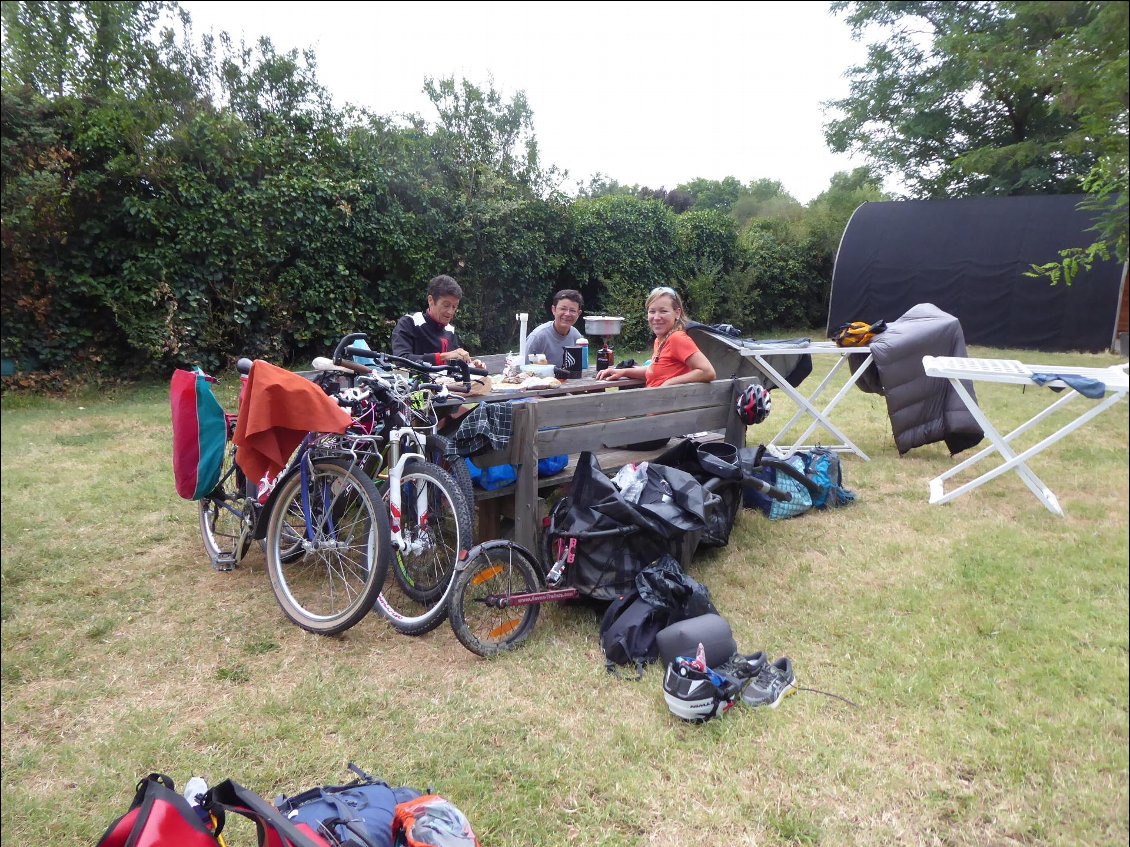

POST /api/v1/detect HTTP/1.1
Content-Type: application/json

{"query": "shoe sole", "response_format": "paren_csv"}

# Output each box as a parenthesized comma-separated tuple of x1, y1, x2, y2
(765, 679, 798, 708)
(743, 678, 798, 709)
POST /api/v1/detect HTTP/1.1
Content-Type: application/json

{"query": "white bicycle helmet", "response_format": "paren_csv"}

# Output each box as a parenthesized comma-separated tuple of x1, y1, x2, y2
(662, 659, 741, 723)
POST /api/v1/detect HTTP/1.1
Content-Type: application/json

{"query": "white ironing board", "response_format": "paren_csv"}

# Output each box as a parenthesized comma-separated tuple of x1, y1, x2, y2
(751, 342, 875, 460)
(922, 356, 1129, 516)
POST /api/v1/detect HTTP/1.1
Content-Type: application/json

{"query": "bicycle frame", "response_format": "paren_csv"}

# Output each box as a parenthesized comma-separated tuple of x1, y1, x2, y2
(455, 525, 636, 610)
(202, 361, 377, 569)
(321, 362, 462, 558)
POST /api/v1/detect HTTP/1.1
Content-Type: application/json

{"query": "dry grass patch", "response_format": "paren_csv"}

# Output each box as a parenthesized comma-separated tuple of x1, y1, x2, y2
(2, 343, 1127, 846)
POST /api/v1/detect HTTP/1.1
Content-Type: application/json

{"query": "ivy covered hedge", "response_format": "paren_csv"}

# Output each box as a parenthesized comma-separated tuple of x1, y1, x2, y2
(1, 2, 857, 380)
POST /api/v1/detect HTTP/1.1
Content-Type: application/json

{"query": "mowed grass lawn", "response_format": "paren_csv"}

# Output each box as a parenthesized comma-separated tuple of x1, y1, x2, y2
(2, 339, 1127, 847)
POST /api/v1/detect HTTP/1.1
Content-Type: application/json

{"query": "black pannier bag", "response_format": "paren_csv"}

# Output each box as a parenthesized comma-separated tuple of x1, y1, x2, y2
(653, 439, 743, 548)
(546, 452, 709, 602)
(600, 555, 720, 676)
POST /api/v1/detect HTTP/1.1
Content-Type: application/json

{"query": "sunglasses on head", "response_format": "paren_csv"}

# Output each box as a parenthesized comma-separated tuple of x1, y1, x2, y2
(649, 286, 678, 298)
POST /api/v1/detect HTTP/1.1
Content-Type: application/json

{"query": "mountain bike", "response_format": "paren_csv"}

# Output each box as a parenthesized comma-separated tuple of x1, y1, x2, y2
(312, 338, 483, 636)
(197, 358, 391, 636)
(321, 333, 476, 512)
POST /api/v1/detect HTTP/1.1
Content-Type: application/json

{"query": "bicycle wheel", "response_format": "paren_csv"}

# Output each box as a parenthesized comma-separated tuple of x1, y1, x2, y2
(425, 433, 476, 524)
(198, 445, 253, 570)
(373, 460, 472, 636)
(264, 459, 390, 635)
(449, 541, 544, 657)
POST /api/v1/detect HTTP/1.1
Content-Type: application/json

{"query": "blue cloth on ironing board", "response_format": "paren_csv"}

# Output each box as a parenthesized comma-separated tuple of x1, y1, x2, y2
(1029, 372, 1107, 400)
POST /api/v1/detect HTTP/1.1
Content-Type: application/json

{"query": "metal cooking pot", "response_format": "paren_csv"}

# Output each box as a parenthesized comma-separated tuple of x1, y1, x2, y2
(583, 315, 624, 336)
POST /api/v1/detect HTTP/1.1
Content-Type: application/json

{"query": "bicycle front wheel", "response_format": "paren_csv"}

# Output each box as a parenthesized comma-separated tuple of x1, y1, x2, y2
(373, 460, 472, 636)
(265, 459, 390, 635)
(449, 541, 544, 657)
(199, 445, 252, 570)
(425, 433, 476, 523)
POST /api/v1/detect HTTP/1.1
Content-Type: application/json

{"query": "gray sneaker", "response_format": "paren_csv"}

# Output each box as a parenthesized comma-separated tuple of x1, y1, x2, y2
(713, 651, 768, 682)
(741, 656, 797, 708)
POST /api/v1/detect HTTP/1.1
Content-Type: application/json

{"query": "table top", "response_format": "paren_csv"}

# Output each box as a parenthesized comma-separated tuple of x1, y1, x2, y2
(747, 341, 871, 356)
(922, 355, 1129, 391)
(436, 373, 645, 408)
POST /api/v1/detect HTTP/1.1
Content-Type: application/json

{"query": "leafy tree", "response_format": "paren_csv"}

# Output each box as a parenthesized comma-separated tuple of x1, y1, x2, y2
(677, 176, 745, 213)
(1024, 0, 1128, 283)
(825, 1, 1098, 197)
(574, 173, 638, 199)
(731, 178, 803, 229)
(415, 76, 570, 350)
(569, 195, 681, 349)
(1, 0, 177, 98)
(801, 166, 889, 255)
(423, 75, 560, 203)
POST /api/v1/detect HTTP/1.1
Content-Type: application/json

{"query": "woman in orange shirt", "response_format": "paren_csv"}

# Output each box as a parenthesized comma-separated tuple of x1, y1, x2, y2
(597, 286, 716, 386)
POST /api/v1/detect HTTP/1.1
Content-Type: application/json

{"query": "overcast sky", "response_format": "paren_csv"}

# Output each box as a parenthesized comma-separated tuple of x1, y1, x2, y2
(178, 1, 875, 204)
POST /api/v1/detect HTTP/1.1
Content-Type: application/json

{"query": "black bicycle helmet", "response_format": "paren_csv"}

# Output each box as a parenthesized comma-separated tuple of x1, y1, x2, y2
(662, 658, 743, 723)
(735, 383, 772, 425)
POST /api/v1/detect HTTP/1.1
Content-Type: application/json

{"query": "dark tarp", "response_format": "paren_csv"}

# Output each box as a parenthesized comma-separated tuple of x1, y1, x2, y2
(828, 196, 1123, 353)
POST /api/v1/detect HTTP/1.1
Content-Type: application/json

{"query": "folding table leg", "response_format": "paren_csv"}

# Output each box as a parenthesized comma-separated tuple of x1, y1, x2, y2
(927, 379, 1127, 516)
(760, 352, 871, 460)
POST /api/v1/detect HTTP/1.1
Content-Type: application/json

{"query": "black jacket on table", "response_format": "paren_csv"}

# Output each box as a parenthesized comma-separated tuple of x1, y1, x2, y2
(391, 311, 462, 365)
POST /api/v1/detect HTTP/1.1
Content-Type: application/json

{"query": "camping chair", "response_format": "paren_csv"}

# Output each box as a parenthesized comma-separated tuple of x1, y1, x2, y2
(921, 356, 1129, 516)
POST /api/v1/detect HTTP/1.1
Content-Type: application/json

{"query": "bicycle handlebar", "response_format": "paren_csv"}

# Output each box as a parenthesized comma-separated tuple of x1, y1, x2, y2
(341, 347, 488, 378)
(331, 332, 370, 365)
(335, 358, 374, 375)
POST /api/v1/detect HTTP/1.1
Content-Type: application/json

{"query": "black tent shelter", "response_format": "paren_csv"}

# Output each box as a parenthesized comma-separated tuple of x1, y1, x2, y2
(827, 196, 1125, 353)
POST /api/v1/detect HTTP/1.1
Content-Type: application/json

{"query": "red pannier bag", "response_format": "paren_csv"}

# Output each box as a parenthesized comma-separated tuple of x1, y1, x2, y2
(170, 368, 226, 500)
(96, 773, 332, 847)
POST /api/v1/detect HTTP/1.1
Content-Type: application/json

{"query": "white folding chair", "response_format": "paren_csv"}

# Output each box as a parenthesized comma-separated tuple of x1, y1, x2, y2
(751, 342, 876, 460)
(922, 356, 1129, 516)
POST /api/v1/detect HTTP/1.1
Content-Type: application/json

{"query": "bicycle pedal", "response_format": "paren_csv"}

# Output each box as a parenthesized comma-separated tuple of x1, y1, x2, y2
(211, 554, 237, 572)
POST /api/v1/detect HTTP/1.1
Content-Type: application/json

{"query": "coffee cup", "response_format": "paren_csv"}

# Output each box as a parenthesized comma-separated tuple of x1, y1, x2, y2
(563, 346, 583, 377)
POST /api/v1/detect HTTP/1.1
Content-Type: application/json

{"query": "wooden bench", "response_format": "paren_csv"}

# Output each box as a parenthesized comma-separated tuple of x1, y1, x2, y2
(468, 376, 758, 549)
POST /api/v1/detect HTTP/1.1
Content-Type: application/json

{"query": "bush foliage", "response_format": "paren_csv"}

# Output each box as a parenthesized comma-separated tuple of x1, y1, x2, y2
(1, 2, 875, 378)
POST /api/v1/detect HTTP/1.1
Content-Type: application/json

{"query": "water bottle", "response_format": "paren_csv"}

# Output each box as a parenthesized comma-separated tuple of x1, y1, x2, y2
(183, 776, 211, 824)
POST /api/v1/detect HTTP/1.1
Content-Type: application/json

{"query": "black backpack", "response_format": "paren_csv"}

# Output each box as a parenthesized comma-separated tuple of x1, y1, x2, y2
(599, 590, 671, 678)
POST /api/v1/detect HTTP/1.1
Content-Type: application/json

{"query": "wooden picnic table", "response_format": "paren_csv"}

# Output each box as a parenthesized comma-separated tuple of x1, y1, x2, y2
(441, 355, 755, 550)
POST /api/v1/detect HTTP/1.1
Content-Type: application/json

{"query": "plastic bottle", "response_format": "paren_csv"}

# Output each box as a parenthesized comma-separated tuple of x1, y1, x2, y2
(576, 338, 589, 370)
(183, 777, 211, 824)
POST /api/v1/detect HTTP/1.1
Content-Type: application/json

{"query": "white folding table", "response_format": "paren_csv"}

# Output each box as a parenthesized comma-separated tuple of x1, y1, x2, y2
(922, 356, 1129, 516)
(749, 342, 876, 461)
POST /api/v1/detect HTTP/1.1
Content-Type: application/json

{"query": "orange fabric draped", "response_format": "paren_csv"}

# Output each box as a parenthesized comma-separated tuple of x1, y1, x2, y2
(233, 360, 352, 500)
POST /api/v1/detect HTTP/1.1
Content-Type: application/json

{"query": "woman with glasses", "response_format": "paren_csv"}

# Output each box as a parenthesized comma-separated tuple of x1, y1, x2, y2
(597, 286, 716, 387)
